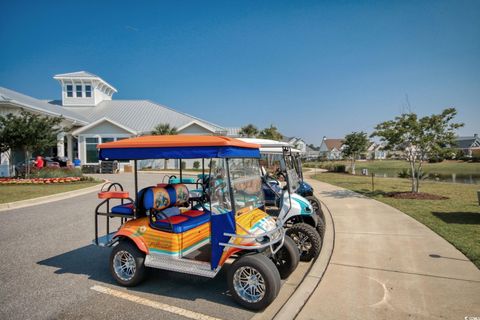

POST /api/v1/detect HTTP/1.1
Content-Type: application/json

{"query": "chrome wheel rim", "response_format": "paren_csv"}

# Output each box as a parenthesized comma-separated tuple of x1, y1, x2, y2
(290, 231, 312, 254)
(233, 266, 266, 303)
(113, 250, 136, 281)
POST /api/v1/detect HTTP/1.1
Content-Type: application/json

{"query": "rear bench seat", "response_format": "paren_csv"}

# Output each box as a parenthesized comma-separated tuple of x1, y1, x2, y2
(143, 184, 209, 233)
(110, 187, 150, 216)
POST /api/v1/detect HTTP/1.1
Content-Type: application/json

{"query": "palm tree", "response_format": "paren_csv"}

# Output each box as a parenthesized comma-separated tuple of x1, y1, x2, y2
(151, 123, 178, 135)
(151, 123, 177, 169)
(239, 124, 259, 138)
(259, 124, 283, 141)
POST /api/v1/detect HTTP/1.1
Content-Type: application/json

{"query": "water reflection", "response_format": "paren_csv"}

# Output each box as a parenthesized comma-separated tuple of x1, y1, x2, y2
(372, 172, 479, 184)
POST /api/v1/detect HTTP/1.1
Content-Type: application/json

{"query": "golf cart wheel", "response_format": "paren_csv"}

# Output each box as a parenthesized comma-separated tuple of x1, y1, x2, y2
(228, 253, 281, 310)
(305, 195, 322, 215)
(272, 235, 300, 279)
(316, 217, 325, 239)
(110, 240, 146, 287)
(286, 223, 322, 262)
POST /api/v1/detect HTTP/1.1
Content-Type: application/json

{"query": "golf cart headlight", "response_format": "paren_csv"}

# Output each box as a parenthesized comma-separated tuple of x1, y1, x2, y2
(256, 236, 267, 243)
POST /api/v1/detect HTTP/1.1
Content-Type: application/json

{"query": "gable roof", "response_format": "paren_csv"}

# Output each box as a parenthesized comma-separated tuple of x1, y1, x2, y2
(71, 117, 137, 135)
(323, 139, 344, 151)
(0, 86, 89, 125)
(455, 135, 480, 149)
(63, 100, 227, 135)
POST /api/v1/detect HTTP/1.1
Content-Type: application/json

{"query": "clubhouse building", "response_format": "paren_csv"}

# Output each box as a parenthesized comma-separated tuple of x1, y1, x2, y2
(0, 71, 236, 172)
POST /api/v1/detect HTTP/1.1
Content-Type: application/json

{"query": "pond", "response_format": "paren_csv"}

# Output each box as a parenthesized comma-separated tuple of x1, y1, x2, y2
(370, 171, 480, 184)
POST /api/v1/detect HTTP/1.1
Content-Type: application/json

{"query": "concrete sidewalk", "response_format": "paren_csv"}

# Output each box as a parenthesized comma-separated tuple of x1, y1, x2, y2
(297, 177, 480, 320)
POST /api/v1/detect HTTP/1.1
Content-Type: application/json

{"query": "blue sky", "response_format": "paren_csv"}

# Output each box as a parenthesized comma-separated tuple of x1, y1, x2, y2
(1, 1, 479, 145)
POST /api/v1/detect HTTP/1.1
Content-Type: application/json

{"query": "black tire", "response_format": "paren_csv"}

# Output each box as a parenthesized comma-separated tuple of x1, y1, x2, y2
(286, 223, 322, 262)
(109, 240, 147, 287)
(316, 216, 325, 239)
(305, 195, 322, 216)
(272, 235, 300, 279)
(228, 253, 281, 310)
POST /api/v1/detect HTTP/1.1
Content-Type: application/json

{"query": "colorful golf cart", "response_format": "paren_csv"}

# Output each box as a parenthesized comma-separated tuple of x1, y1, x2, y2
(239, 138, 323, 261)
(94, 136, 299, 310)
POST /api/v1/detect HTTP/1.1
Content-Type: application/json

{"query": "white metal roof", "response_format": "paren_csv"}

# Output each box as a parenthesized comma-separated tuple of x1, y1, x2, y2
(0, 87, 89, 125)
(63, 100, 227, 134)
(0, 86, 228, 135)
(238, 138, 300, 154)
(53, 71, 117, 93)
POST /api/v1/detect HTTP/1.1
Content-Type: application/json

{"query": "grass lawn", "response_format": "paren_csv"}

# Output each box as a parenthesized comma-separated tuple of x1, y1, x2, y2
(0, 181, 101, 204)
(305, 160, 480, 175)
(313, 172, 480, 268)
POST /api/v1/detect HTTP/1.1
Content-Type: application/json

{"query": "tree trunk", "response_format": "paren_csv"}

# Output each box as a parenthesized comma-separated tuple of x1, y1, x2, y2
(7, 150, 15, 177)
(24, 149, 30, 179)
(409, 160, 417, 193)
(351, 158, 356, 175)
(164, 159, 168, 170)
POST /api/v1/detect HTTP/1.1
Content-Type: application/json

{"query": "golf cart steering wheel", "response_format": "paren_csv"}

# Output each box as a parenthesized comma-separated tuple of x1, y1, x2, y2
(274, 169, 286, 181)
(262, 176, 282, 199)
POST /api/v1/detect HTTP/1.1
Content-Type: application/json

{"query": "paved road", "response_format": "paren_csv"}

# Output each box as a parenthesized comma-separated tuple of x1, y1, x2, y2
(297, 175, 480, 320)
(0, 173, 255, 320)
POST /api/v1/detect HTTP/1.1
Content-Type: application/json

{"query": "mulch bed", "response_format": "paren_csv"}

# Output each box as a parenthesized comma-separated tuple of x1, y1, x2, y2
(384, 192, 449, 200)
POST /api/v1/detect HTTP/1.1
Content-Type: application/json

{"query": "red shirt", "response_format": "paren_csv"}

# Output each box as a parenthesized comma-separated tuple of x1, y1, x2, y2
(35, 158, 44, 168)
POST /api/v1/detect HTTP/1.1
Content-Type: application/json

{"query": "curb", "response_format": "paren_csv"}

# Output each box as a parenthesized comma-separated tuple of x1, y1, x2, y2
(272, 184, 335, 320)
(0, 181, 106, 212)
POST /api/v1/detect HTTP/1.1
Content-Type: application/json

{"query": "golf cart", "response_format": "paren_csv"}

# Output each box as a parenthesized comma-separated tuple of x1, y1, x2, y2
(239, 138, 323, 261)
(93, 135, 299, 310)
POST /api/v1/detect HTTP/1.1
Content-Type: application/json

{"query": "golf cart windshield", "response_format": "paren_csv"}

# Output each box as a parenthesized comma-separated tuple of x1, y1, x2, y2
(209, 158, 264, 215)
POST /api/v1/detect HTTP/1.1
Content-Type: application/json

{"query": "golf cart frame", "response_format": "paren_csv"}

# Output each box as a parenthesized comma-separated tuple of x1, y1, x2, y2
(93, 135, 299, 310)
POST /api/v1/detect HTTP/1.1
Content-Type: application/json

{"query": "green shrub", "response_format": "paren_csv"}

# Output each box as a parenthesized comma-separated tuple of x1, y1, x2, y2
(193, 161, 200, 169)
(397, 168, 429, 180)
(333, 164, 346, 172)
(32, 167, 83, 178)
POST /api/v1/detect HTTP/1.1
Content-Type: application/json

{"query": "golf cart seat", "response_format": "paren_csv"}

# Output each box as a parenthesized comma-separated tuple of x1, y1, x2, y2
(110, 187, 151, 216)
(144, 184, 210, 233)
(111, 203, 135, 215)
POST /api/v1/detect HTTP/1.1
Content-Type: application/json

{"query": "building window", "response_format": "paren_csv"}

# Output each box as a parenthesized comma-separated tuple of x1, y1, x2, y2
(102, 137, 114, 143)
(85, 137, 99, 163)
(76, 85, 83, 97)
(66, 85, 73, 97)
(85, 85, 92, 97)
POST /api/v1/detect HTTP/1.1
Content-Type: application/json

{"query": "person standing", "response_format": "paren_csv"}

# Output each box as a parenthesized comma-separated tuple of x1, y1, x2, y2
(35, 156, 44, 169)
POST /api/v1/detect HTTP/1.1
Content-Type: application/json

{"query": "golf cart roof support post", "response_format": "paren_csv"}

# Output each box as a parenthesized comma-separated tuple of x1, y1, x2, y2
(202, 158, 205, 178)
(282, 147, 293, 221)
(179, 159, 183, 182)
(225, 158, 237, 219)
(134, 160, 138, 217)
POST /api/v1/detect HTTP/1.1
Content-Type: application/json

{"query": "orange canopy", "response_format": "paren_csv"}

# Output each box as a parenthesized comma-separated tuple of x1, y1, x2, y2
(97, 135, 260, 149)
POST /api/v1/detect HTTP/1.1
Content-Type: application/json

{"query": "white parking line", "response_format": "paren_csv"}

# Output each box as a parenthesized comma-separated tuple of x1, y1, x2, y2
(90, 285, 224, 320)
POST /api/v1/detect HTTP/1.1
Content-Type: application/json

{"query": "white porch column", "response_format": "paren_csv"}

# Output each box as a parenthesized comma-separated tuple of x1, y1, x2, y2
(66, 134, 73, 160)
(57, 132, 65, 157)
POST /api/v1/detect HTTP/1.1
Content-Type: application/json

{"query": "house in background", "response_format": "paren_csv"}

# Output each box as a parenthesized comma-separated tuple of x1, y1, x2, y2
(367, 142, 388, 160)
(283, 137, 306, 154)
(282, 136, 319, 160)
(454, 134, 480, 157)
(304, 144, 320, 160)
(0, 71, 233, 173)
(319, 137, 344, 160)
